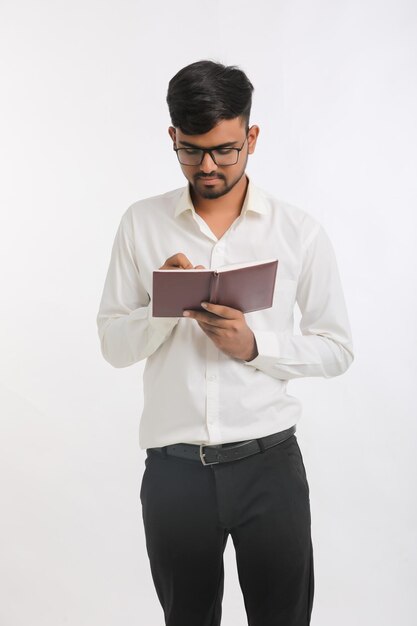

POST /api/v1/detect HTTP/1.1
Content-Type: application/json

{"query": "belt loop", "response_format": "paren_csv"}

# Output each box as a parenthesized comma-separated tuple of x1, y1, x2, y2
(256, 437, 266, 453)
(161, 446, 168, 459)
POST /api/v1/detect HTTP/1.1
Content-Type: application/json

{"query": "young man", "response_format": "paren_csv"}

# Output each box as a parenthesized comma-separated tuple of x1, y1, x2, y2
(96, 60, 354, 626)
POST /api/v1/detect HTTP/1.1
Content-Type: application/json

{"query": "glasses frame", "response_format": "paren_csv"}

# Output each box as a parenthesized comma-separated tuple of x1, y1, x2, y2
(173, 135, 248, 166)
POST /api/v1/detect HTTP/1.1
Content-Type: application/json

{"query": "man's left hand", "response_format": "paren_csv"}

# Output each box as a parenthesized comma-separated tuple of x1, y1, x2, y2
(183, 302, 258, 362)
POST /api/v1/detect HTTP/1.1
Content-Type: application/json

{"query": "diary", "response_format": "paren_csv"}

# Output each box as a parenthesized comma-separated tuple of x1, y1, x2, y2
(152, 258, 278, 317)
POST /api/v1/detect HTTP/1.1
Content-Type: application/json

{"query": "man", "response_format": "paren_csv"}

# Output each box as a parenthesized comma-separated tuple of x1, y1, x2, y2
(96, 59, 354, 626)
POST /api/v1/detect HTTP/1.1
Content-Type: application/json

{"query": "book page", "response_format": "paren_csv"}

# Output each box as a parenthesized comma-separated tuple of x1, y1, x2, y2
(153, 258, 277, 272)
(216, 258, 278, 272)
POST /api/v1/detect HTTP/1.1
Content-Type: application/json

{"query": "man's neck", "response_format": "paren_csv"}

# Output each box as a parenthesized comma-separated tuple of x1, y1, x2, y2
(190, 174, 249, 219)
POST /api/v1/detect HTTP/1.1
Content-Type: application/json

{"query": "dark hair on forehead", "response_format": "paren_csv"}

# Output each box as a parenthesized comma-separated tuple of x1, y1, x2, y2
(166, 59, 254, 135)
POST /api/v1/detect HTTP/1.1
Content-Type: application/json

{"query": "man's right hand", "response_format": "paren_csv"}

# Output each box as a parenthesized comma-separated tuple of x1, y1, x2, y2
(159, 253, 205, 270)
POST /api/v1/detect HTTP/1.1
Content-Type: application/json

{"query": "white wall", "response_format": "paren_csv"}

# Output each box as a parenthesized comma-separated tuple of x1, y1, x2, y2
(1, 1, 416, 624)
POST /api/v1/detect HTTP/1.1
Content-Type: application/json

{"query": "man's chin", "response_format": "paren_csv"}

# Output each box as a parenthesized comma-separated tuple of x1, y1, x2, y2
(193, 178, 227, 199)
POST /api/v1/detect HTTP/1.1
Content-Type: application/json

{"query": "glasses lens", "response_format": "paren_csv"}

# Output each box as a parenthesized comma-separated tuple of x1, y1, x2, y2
(177, 149, 203, 165)
(177, 149, 239, 166)
(213, 149, 239, 165)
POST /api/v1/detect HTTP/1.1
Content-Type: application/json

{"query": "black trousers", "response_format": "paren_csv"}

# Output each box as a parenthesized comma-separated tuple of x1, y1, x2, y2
(140, 433, 314, 626)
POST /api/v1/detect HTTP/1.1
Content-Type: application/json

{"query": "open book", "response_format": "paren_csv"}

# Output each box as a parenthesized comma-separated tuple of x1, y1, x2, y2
(152, 258, 278, 317)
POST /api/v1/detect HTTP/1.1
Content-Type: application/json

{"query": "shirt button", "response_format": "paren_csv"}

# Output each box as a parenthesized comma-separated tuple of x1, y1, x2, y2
(207, 375, 217, 381)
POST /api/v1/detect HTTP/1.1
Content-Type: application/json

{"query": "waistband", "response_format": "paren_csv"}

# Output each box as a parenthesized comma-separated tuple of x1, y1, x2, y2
(148, 425, 296, 466)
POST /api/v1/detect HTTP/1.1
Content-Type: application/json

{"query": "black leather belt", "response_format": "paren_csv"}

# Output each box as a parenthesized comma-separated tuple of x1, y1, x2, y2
(148, 425, 296, 466)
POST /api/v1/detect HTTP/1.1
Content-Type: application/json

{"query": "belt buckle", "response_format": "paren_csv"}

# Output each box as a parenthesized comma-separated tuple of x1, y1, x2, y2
(199, 444, 220, 466)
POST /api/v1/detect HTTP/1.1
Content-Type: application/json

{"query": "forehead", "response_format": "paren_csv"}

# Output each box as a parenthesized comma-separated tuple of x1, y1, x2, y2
(176, 118, 245, 145)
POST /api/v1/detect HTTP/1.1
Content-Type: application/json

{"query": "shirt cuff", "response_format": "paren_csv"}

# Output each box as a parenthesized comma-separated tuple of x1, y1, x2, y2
(244, 329, 282, 367)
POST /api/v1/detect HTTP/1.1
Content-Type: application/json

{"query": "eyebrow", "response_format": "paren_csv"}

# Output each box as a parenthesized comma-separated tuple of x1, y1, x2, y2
(178, 140, 240, 149)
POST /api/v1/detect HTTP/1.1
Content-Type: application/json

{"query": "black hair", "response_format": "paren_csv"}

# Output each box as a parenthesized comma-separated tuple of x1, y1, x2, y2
(166, 59, 254, 135)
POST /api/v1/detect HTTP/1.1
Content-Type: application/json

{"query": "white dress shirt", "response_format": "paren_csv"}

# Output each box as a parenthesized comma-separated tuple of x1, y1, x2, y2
(96, 175, 354, 449)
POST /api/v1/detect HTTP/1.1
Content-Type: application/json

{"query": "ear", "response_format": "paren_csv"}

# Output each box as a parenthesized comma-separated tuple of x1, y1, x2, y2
(247, 125, 260, 155)
(168, 126, 176, 143)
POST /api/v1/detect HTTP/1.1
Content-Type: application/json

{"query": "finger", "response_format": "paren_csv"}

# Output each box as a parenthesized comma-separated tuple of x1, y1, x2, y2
(200, 302, 243, 319)
(174, 252, 192, 268)
(183, 310, 229, 327)
(168, 253, 193, 269)
(197, 320, 221, 335)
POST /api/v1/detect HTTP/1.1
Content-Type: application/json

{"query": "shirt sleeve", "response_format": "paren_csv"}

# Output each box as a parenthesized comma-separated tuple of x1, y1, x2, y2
(244, 224, 354, 379)
(96, 209, 179, 368)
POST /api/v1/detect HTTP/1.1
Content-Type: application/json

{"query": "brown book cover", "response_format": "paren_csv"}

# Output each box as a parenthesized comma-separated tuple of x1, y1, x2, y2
(152, 259, 279, 317)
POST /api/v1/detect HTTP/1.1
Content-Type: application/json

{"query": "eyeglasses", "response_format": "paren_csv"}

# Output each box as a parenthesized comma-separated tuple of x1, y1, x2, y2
(173, 136, 248, 166)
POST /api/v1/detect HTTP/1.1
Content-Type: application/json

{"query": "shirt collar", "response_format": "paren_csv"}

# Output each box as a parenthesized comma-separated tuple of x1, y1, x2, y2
(174, 174, 268, 218)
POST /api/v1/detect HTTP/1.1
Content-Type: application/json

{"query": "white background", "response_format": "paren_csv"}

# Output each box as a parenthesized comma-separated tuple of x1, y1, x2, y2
(1, 0, 416, 624)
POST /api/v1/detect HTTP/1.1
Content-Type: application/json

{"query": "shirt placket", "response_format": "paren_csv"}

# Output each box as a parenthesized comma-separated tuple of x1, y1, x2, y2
(205, 339, 221, 440)
(205, 239, 226, 442)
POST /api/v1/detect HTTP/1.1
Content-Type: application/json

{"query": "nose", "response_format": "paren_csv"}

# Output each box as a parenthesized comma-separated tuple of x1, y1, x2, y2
(199, 151, 218, 174)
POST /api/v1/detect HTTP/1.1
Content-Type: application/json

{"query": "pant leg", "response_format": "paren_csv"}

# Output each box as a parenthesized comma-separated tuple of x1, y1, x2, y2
(227, 436, 314, 626)
(140, 451, 229, 626)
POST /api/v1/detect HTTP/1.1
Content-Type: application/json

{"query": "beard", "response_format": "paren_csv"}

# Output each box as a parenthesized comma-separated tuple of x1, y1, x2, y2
(193, 176, 228, 199)
(191, 163, 248, 200)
